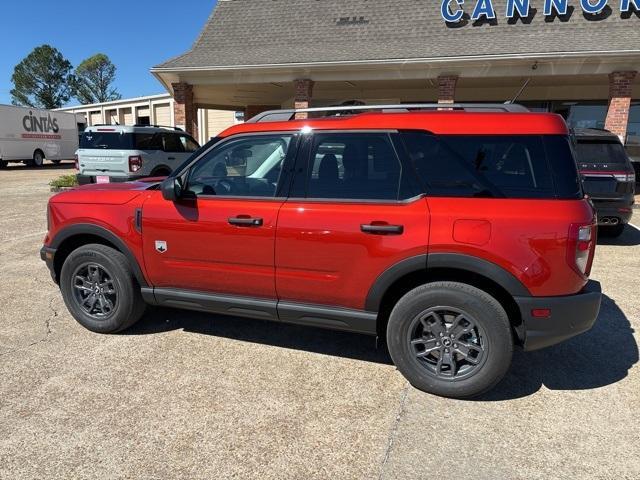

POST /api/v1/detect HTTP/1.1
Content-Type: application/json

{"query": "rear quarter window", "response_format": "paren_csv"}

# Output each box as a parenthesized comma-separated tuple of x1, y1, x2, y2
(400, 132, 582, 200)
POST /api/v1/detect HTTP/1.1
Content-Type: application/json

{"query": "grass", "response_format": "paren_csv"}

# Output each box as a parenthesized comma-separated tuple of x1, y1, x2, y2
(49, 174, 79, 189)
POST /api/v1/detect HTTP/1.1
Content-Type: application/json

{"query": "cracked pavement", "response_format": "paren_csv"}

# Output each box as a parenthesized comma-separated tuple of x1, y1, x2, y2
(0, 164, 639, 479)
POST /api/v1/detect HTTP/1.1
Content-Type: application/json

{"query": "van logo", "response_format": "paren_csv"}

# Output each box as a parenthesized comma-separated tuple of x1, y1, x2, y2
(22, 111, 59, 133)
(155, 241, 168, 253)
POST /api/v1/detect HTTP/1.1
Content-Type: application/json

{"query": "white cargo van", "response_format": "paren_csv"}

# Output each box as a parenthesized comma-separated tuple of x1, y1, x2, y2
(0, 104, 86, 168)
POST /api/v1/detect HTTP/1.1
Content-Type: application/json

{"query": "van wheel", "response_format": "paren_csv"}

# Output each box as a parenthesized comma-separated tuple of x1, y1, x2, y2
(60, 244, 146, 333)
(386, 282, 513, 399)
(599, 224, 624, 238)
(29, 150, 45, 167)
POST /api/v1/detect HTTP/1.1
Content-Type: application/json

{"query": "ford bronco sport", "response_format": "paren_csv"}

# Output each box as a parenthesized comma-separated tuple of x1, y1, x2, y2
(41, 104, 602, 398)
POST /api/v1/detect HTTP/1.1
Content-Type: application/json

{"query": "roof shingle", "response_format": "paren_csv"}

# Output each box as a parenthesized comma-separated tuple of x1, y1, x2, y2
(155, 0, 640, 69)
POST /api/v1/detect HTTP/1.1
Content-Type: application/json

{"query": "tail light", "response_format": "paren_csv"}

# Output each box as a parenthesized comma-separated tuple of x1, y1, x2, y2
(567, 223, 596, 278)
(580, 170, 635, 182)
(74, 154, 79, 170)
(612, 171, 635, 183)
(129, 155, 142, 173)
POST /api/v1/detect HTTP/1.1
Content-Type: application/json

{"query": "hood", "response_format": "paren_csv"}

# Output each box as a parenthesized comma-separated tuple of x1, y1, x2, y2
(51, 179, 160, 205)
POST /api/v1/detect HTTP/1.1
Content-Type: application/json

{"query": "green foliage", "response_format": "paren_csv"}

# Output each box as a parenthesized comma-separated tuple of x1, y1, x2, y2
(49, 174, 79, 188)
(71, 53, 121, 104)
(11, 45, 73, 109)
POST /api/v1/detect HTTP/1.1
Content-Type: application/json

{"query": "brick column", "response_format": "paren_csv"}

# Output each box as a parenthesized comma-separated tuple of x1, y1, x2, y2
(437, 75, 459, 104)
(294, 79, 315, 119)
(172, 82, 197, 138)
(605, 71, 637, 142)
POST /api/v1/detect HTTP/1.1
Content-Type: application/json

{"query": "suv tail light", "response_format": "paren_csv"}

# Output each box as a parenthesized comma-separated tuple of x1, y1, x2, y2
(612, 171, 635, 183)
(129, 155, 142, 173)
(567, 223, 596, 278)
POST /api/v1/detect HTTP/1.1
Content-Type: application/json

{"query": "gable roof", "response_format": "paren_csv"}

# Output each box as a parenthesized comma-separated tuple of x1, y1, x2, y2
(155, 0, 640, 70)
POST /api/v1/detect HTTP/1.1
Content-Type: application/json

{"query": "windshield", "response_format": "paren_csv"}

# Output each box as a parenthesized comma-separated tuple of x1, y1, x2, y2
(576, 141, 629, 164)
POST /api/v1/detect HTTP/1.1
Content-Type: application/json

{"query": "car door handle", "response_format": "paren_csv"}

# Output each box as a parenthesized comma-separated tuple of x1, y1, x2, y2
(228, 216, 263, 227)
(361, 223, 404, 235)
(168, 157, 176, 160)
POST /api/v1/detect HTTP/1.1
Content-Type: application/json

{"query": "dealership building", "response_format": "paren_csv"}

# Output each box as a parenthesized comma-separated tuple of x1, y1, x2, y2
(151, 0, 640, 160)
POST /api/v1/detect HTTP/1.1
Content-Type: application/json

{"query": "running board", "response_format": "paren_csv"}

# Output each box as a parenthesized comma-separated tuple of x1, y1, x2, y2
(141, 287, 378, 335)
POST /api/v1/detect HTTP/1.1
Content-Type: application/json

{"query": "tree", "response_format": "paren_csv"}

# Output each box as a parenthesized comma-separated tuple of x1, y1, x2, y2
(71, 54, 121, 104)
(11, 45, 73, 109)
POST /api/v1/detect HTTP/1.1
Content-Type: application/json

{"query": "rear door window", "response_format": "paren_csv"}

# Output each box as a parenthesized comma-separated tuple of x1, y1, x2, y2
(134, 133, 162, 151)
(80, 131, 133, 150)
(400, 132, 581, 199)
(162, 133, 185, 153)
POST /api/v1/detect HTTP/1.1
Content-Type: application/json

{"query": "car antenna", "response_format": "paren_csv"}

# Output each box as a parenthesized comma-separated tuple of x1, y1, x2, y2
(505, 78, 531, 105)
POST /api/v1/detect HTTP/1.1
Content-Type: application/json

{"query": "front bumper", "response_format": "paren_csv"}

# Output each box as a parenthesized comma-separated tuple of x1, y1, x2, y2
(515, 281, 602, 351)
(40, 246, 58, 283)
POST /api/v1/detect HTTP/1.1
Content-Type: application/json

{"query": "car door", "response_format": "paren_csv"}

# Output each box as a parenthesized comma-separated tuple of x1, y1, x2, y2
(141, 132, 297, 300)
(275, 131, 430, 314)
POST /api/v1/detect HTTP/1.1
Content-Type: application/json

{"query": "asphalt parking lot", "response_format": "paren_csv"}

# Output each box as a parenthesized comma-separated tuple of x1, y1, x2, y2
(0, 164, 638, 479)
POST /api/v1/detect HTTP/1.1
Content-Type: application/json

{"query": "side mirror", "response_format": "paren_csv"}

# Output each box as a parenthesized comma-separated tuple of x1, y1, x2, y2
(161, 177, 182, 201)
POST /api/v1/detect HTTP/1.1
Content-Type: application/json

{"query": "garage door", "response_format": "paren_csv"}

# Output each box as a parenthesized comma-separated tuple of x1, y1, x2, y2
(206, 110, 236, 138)
(154, 104, 171, 126)
(89, 111, 102, 126)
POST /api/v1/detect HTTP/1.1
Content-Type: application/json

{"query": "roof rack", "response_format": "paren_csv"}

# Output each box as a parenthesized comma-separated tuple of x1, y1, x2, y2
(247, 103, 530, 123)
(133, 124, 184, 131)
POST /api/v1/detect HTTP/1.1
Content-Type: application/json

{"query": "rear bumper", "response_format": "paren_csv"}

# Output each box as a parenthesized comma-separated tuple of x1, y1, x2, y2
(591, 196, 635, 225)
(77, 174, 140, 185)
(515, 281, 602, 351)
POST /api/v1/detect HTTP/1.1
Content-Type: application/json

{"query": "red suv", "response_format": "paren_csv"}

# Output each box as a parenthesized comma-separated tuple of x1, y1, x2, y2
(41, 104, 601, 398)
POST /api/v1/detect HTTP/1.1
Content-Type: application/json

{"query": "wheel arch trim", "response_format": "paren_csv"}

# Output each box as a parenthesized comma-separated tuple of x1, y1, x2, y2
(365, 253, 530, 312)
(50, 223, 148, 287)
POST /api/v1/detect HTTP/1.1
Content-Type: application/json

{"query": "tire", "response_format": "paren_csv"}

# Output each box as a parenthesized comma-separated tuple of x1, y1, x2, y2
(29, 150, 44, 167)
(60, 244, 146, 333)
(0, 160, 7, 169)
(150, 167, 171, 177)
(386, 281, 513, 399)
(599, 224, 625, 238)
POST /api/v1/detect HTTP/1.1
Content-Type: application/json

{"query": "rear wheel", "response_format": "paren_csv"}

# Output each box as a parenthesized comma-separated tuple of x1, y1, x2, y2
(599, 224, 625, 238)
(29, 150, 44, 167)
(386, 282, 513, 399)
(150, 167, 171, 177)
(60, 244, 146, 333)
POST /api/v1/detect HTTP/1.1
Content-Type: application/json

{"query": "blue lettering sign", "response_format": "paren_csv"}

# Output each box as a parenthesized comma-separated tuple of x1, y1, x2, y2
(581, 0, 608, 13)
(471, 0, 496, 19)
(441, 0, 465, 22)
(543, 0, 568, 15)
(506, 0, 530, 17)
(620, 0, 639, 10)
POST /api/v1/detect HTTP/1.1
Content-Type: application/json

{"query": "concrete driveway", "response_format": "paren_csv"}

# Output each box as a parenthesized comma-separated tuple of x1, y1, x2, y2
(1, 165, 638, 479)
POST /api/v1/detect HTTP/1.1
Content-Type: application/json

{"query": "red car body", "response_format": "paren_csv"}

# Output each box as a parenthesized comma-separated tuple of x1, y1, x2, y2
(42, 111, 601, 352)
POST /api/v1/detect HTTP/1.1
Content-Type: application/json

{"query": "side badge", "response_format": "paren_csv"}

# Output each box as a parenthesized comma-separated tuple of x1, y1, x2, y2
(155, 240, 167, 254)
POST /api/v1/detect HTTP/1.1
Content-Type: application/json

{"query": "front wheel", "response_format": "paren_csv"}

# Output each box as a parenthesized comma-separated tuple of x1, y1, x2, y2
(386, 282, 513, 399)
(60, 244, 146, 333)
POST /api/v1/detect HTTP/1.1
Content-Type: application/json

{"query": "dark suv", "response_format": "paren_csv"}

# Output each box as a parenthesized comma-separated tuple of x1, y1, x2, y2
(41, 104, 602, 399)
(574, 128, 636, 237)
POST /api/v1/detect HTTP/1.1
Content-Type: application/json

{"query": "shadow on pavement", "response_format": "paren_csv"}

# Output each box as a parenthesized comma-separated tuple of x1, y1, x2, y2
(1, 162, 75, 171)
(597, 224, 640, 247)
(127, 306, 393, 365)
(479, 294, 638, 401)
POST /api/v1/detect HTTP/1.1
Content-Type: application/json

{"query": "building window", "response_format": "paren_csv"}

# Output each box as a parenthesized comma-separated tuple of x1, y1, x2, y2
(626, 102, 640, 162)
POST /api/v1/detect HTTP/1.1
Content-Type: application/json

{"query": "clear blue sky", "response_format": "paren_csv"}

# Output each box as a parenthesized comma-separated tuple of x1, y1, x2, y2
(0, 0, 217, 106)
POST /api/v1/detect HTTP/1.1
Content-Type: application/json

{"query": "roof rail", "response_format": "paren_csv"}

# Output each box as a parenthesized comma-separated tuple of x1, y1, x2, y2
(246, 103, 530, 123)
(133, 124, 184, 131)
